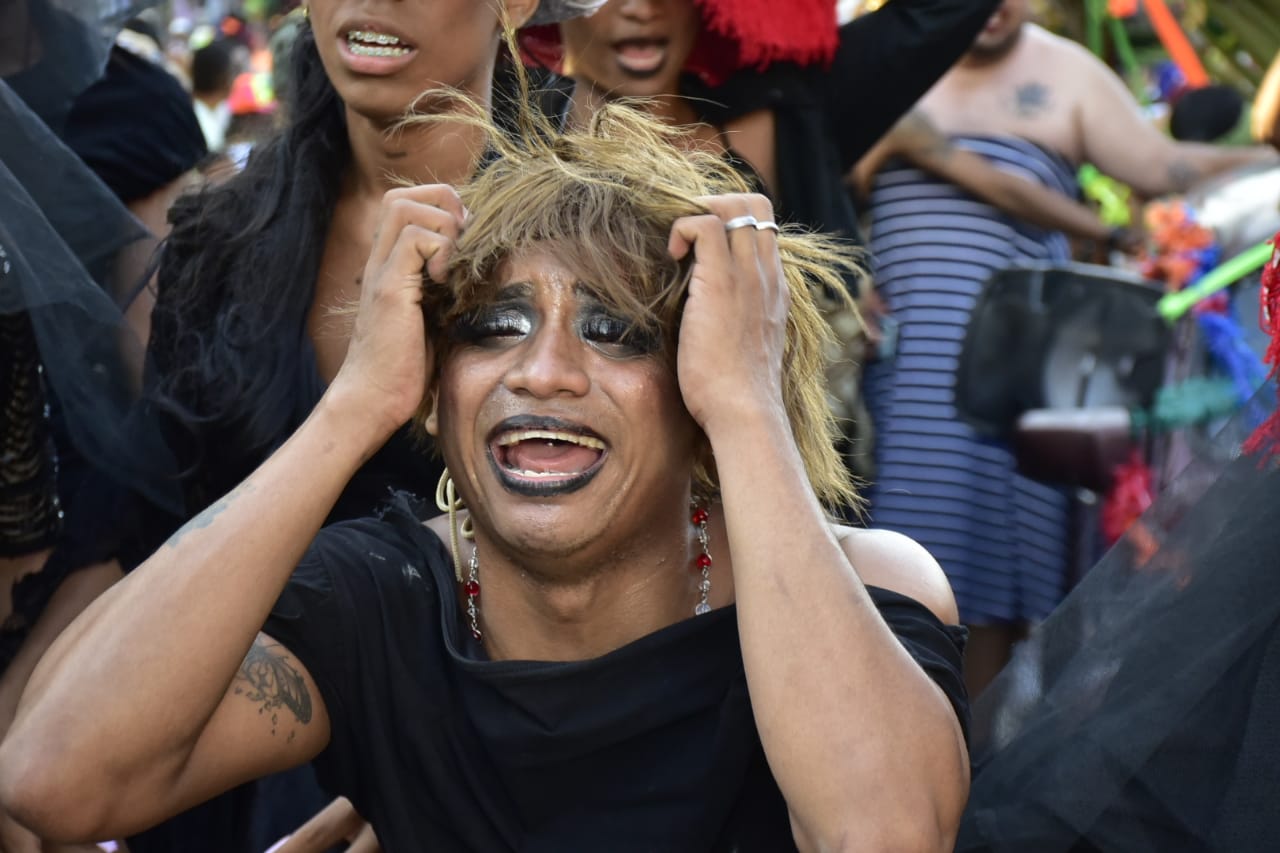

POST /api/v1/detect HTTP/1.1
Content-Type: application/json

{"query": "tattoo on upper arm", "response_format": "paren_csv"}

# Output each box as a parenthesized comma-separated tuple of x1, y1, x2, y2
(1168, 159, 1201, 192)
(1012, 83, 1052, 118)
(233, 636, 314, 741)
(166, 481, 255, 549)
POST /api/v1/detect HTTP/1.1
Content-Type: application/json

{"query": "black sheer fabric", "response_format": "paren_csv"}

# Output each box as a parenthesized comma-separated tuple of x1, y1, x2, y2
(0, 0, 181, 671)
(0, 80, 179, 516)
(264, 495, 969, 852)
(959, 388, 1280, 852)
(0, 0, 154, 133)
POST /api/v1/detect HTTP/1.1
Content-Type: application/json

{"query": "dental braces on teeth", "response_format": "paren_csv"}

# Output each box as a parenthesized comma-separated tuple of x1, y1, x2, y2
(347, 31, 410, 56)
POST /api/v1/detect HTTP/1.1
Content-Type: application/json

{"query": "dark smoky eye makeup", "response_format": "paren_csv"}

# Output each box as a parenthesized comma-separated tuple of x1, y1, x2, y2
(577, 305, 660, 357)
(451, 302, 533, 345)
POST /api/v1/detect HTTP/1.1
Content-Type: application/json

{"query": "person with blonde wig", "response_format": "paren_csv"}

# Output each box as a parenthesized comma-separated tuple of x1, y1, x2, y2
(0, 83, 970, 851)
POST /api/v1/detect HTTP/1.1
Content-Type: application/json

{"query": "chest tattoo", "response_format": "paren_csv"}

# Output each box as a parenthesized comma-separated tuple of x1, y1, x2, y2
(1012, 82, 1052, 118)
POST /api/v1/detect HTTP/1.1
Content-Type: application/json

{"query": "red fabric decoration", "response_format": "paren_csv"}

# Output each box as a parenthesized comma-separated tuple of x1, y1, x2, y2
(1102, 452, 1155, 545)
(1243, 234, 1280, 461)
(520, 0, 838, 86)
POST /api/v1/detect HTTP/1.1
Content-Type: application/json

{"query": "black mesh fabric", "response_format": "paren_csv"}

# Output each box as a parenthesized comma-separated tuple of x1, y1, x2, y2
(0, 80, 179, 514)
(0, 0, 155, 133)
(0, 310, 62, 556)
(959, 387, 1280, 852)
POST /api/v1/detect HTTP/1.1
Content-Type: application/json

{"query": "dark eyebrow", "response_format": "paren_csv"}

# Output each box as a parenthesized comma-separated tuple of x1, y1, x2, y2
(488, 280, 606, 305)
(573, 282, 606, 305)
(492, 282, 533, 301)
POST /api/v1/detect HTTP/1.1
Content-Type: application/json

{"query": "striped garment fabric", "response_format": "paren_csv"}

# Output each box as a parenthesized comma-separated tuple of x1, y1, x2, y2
(862, 135, 1077, 624)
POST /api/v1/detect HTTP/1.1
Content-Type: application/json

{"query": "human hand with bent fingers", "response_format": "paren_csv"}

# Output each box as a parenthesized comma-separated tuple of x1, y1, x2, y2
(668, 193, 790, 437)
(269, 797, 379, 853)
(328, 184, 466, 441)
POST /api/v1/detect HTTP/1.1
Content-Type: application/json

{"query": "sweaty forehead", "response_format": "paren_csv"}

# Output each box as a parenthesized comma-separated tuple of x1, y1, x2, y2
(485, 280, 608, 307)
(496, 247, 579, 284)
(481, 246, 624, 305)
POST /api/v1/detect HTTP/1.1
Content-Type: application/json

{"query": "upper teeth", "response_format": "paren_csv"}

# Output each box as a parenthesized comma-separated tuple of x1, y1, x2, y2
(496, 430, 605, 450)
(349, 30, 401, 46)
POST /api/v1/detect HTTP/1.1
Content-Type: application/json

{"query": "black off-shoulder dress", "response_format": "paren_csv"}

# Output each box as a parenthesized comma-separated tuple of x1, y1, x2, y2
(264, 495, 969, 852)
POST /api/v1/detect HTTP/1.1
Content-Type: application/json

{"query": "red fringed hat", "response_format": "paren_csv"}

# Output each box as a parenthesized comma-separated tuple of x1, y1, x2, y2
(520, 0, 838, 87)
(1243, 232, 1280, 461)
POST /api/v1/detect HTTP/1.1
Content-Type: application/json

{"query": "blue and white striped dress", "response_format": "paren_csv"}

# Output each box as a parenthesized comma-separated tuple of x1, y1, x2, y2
(863, 136, 1075, 625)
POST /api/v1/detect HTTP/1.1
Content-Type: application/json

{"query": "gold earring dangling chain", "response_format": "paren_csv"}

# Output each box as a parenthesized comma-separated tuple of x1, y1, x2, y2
(435, 469, 474, 583)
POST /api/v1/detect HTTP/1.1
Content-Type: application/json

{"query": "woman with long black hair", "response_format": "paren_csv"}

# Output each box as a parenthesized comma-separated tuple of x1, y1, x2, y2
(54, 2, 607, 851)
(145, 0, 598, 548)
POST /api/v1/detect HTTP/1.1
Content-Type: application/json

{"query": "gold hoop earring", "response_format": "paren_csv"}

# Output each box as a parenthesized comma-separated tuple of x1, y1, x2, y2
(435, 468, 474, 582)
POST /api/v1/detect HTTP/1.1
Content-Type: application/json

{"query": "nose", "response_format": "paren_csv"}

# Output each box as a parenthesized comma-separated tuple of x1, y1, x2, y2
(503, 322, 592, 399)
(617, 0, 660, 22)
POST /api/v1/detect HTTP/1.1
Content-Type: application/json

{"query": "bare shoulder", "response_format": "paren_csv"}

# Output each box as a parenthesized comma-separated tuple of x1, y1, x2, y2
(831, 524, 960, 625)
(1029, 24, 1108, 74)
(424, 511, 474, 563)
(424, 513, 452, 541)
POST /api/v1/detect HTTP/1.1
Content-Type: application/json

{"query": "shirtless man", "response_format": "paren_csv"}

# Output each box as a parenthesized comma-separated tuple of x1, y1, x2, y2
(863, 1, 1275, 699)
(919, 0, 1276, 199)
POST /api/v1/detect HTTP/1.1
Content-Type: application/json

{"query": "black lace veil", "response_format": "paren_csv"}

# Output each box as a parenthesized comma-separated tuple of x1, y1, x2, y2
(0, 0, 154, 131)
(959, 388, 1280, 852)
(1, 0, 180, 514)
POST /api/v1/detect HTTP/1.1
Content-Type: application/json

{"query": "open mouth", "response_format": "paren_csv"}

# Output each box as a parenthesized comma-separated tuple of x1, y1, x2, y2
(345, 29, 414, 58)
(488, 419, 608, 497)
(613, 38, 669, 76)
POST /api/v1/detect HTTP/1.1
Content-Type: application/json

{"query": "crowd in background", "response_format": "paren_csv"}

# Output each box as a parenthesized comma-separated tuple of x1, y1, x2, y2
(2, 0, 1280, 850)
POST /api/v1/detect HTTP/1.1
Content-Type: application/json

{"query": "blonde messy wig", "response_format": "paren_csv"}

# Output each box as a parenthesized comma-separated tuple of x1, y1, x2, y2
(409, 64, 864, 513)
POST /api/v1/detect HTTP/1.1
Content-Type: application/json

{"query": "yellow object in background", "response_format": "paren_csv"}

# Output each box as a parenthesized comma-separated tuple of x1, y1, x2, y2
(1079, 164, 1134, 227)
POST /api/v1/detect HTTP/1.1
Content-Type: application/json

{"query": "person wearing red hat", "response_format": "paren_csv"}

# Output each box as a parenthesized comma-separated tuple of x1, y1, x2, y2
(519, 0, 1001, 503)
(525, 0, 1001, 251)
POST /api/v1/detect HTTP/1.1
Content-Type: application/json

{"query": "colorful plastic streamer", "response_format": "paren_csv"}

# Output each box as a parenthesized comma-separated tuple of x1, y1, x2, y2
(1142, 0, 1209, 88)
(1157, 241, 1276, 323)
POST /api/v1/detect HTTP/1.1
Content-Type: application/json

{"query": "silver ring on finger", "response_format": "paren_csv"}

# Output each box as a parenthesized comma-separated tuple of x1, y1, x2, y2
(753, 220, 780, 233)
(724, 215, 759, 232)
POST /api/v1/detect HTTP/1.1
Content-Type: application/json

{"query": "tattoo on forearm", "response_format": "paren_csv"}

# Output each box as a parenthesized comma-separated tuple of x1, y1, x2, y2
(165, 481, 255, 549)
(1012, 82, 1051, 118)
(1168, 159, 1202, 192)
(234, 636, 313, 741)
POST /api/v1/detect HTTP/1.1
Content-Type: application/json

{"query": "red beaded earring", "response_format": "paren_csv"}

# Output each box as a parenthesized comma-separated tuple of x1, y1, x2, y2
(692, 506, 712, 616)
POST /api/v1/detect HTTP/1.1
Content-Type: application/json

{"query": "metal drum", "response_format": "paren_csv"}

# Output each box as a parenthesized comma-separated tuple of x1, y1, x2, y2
(955, 262, 1168, 441)
(954, 263, 1170, 493)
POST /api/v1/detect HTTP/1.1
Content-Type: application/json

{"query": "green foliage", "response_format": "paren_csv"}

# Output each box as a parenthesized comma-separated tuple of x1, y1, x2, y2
(1198, 0, 1280, 89)
(1045, 1, 1278, 92)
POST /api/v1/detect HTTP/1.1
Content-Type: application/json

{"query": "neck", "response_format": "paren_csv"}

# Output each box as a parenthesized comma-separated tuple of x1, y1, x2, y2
(475, 518, 708, 662)
(342, 95, 490, 198)
(566, 77, 701, 132)
(960, 27, 1025, 70)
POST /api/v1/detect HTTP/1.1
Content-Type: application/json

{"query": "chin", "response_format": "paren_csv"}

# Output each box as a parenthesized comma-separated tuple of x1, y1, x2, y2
(489, 506, 604, 562)
(611, 77, 677, 101)
(337, 87, 415, 123)
(972, 26, 1022, 59)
